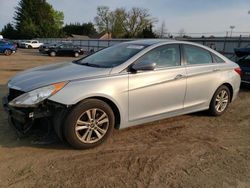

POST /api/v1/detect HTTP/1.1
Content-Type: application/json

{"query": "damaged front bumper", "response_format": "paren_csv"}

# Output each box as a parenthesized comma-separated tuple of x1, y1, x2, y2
(2, 96, 56, 134)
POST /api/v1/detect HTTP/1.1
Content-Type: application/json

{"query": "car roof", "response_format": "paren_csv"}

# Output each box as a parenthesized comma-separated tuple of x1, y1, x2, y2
(126, 39, 174, 46)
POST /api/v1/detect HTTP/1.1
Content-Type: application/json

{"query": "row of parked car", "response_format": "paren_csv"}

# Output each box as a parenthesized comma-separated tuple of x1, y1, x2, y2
(0, 39, 43, 56)
(0, 39, 87, 57)
(16, 39, 86, 57)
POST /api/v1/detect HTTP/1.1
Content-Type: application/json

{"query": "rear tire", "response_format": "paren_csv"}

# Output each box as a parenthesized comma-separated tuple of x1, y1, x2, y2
(209, 85, 230, 116)
(4, 49, 12, 56)
(64, 99, 115, 149)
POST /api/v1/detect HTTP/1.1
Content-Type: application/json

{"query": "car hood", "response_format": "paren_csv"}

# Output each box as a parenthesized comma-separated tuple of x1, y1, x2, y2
(8, 62, 112, 92)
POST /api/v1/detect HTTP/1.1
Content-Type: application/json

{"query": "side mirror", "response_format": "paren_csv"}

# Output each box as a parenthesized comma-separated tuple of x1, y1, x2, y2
(131, 61, 156, 72)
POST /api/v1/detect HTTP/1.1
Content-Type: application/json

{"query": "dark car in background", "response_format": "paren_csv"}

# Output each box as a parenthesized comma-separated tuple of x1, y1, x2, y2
(235, 48, 250, 58)
(237, 55, 250, 84)
(0, 40, 17, 56)
(47, 43, 84, 57)
(39, 41, 73, 54)
(39, 42, 58, 54)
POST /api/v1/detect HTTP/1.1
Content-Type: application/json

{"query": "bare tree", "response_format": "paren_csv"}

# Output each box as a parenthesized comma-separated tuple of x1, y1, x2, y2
(122, 7, 156, 37)
(95, 6, 156, 38)
(110, 8, 126, 38)
(94, 6, 112, 33)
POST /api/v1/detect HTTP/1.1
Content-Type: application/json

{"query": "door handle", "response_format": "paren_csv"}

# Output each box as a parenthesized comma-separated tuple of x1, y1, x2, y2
(174, 74, 186, 80)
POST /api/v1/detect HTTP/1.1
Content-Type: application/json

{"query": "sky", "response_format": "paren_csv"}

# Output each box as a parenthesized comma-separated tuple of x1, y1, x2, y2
(1, 0, 250, 36)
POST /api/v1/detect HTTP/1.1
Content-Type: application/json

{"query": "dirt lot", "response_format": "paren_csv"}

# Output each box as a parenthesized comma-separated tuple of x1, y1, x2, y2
(0, 49, 249, 188)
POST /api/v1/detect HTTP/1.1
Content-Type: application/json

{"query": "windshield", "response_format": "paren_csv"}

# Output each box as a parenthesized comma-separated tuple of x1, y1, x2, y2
(74, 43, 147, 68)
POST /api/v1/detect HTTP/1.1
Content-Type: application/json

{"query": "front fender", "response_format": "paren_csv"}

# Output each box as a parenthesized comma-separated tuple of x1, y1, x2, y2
(48, 74, 129, 124)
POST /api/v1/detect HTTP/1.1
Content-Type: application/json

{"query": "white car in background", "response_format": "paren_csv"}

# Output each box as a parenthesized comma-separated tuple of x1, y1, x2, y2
(20, 40, 43, 49)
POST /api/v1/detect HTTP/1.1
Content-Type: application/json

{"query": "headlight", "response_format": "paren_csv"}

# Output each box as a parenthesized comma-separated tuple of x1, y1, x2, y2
(9, 82, 67, 107)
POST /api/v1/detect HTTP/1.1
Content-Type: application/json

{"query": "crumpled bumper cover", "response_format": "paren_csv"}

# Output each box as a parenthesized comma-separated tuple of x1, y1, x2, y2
(2, 96, 53, 133)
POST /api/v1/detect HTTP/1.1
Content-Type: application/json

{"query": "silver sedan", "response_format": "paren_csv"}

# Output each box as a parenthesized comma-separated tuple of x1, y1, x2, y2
(3, 40, 241, 149)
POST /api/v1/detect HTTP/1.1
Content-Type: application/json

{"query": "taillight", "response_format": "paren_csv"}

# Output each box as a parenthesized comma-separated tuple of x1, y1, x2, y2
(234, 67, 242, 76)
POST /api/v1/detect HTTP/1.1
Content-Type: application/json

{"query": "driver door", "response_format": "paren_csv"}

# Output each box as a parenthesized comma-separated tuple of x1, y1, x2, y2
(128, 44, 187, 121)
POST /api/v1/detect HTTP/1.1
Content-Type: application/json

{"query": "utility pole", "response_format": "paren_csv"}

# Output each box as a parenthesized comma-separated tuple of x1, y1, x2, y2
(229, 26, 235, 37)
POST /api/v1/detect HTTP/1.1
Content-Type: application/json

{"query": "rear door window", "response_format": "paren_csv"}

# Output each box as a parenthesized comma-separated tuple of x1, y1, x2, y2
(184, 45, 213, 65)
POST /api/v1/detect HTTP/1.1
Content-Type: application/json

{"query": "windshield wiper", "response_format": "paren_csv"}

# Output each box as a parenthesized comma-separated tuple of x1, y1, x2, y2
(81, 62, 101, 67)
(73, 60, 110, 68)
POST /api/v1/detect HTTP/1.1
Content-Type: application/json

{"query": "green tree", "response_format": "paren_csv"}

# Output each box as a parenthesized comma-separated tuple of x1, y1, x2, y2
(137, 24, 157, 38)
(14, 0, 64, 38)
(1, 23, 19, 39)
(63, 22, 97, 36)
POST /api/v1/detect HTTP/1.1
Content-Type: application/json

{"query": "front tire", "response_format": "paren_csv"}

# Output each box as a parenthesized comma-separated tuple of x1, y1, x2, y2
(50, 51, 56, 57)
(209, 85, 230, 116)
(4, 49, 12, 56)
(74, 52, 79, 57)
(64, 99, 115, 149)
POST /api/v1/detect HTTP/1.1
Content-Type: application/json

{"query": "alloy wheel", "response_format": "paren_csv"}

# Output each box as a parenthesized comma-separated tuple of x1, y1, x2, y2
(215, 89, 229, 113)
(75, 108, 109, 143)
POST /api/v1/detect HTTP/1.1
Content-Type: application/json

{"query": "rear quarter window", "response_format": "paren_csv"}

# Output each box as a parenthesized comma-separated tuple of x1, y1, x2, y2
(211, 53, 225, 63)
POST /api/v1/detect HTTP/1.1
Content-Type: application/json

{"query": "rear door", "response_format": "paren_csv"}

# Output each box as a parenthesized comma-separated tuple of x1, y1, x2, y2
(57, 45, 66, 55)
(183, 44, 220, 109)
(128, 44, 187, 121)
(67, 44, 75, 55)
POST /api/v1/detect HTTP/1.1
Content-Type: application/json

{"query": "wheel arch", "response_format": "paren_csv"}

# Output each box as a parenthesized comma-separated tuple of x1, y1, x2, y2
(222, 83, 233, 102)
(211, 82, 233, 104)
(75, 96, 121, 129)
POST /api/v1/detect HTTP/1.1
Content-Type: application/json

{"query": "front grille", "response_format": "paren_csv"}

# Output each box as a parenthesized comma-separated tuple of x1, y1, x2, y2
(8, 88, 25, 102)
